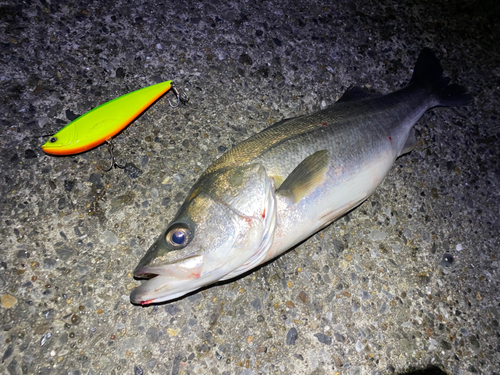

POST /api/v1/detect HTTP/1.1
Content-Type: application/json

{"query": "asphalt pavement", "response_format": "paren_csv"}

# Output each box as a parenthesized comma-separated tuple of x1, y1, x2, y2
(0, 0, 499, 374)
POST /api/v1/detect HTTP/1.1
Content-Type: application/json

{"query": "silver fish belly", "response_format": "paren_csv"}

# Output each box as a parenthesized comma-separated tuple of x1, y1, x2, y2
(130, 48, 471, 305)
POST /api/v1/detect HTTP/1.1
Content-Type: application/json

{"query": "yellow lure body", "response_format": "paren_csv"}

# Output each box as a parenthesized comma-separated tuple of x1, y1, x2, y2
(42, 80, 172, 155)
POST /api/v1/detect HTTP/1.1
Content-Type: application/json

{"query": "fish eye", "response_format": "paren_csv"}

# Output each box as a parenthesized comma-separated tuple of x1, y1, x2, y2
(166, 225, 191, 247)
(172, 230, 185, 244)
(49, 137, 57, 143)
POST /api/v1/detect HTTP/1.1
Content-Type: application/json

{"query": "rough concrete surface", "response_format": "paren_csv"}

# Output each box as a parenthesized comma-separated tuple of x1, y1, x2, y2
(0, 0, 499, 374)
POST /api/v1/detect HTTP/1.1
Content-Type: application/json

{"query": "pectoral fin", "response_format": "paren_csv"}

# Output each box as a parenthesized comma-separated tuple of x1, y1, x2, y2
(276, 150, 330, 203)
(270, 175, 285, 189)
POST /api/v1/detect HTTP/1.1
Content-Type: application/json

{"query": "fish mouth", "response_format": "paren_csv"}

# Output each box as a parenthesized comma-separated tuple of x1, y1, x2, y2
(130, 255, 205, 305)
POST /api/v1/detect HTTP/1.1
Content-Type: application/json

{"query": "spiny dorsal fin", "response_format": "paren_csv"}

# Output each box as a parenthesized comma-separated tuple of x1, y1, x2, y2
(337, 86, 381, 103)
(276, 150, 329, 203)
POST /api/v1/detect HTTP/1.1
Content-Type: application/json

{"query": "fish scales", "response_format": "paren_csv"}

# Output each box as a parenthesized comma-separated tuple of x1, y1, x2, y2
(130, 48, 471, 305)
(209, 87, 428, 180)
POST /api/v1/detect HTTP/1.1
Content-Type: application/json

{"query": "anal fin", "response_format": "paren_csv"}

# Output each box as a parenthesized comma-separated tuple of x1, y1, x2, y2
(400, 128, 417, 156)
(276, 150, 329, 203)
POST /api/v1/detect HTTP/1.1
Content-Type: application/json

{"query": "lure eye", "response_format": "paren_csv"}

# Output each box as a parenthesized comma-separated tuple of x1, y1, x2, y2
(166, 225, 191, 247)
(49, 137, 57, 143)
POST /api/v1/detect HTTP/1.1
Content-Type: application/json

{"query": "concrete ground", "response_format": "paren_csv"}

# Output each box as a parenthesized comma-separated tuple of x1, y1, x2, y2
(0, 0, 499, 374)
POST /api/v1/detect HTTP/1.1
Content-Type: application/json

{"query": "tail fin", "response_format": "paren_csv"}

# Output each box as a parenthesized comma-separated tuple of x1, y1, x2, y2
(410, 48, 472, 107)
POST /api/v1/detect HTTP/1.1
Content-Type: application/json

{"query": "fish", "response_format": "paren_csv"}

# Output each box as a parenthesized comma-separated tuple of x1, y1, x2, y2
(41, 80, 174, 156)
(130, 48, 471, 305)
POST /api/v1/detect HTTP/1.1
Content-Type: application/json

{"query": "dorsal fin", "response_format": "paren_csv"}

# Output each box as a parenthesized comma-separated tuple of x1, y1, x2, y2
(337, 86, 381, 103)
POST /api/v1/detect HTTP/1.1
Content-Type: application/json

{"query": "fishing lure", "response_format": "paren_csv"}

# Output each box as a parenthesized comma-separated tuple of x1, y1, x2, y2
(41, 80, 188, 170)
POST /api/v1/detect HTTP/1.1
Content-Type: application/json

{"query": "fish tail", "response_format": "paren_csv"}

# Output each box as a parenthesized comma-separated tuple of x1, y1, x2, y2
(410, 48, 472, 107)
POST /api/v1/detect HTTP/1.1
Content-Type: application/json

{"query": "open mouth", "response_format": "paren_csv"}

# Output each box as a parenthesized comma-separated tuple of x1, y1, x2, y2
(130, 276, 198, 305)
(133, 254, 204, 279)
(130, 255, 204, 305)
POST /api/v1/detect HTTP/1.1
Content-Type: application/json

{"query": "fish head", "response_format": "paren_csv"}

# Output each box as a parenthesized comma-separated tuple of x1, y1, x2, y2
(130, 163, 276, 305)
(41, 124, 78, 155)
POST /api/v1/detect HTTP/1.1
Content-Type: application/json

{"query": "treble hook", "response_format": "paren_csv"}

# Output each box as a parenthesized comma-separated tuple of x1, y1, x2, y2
(167, 85, 190, 108)
(103, 140, 126, 172)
